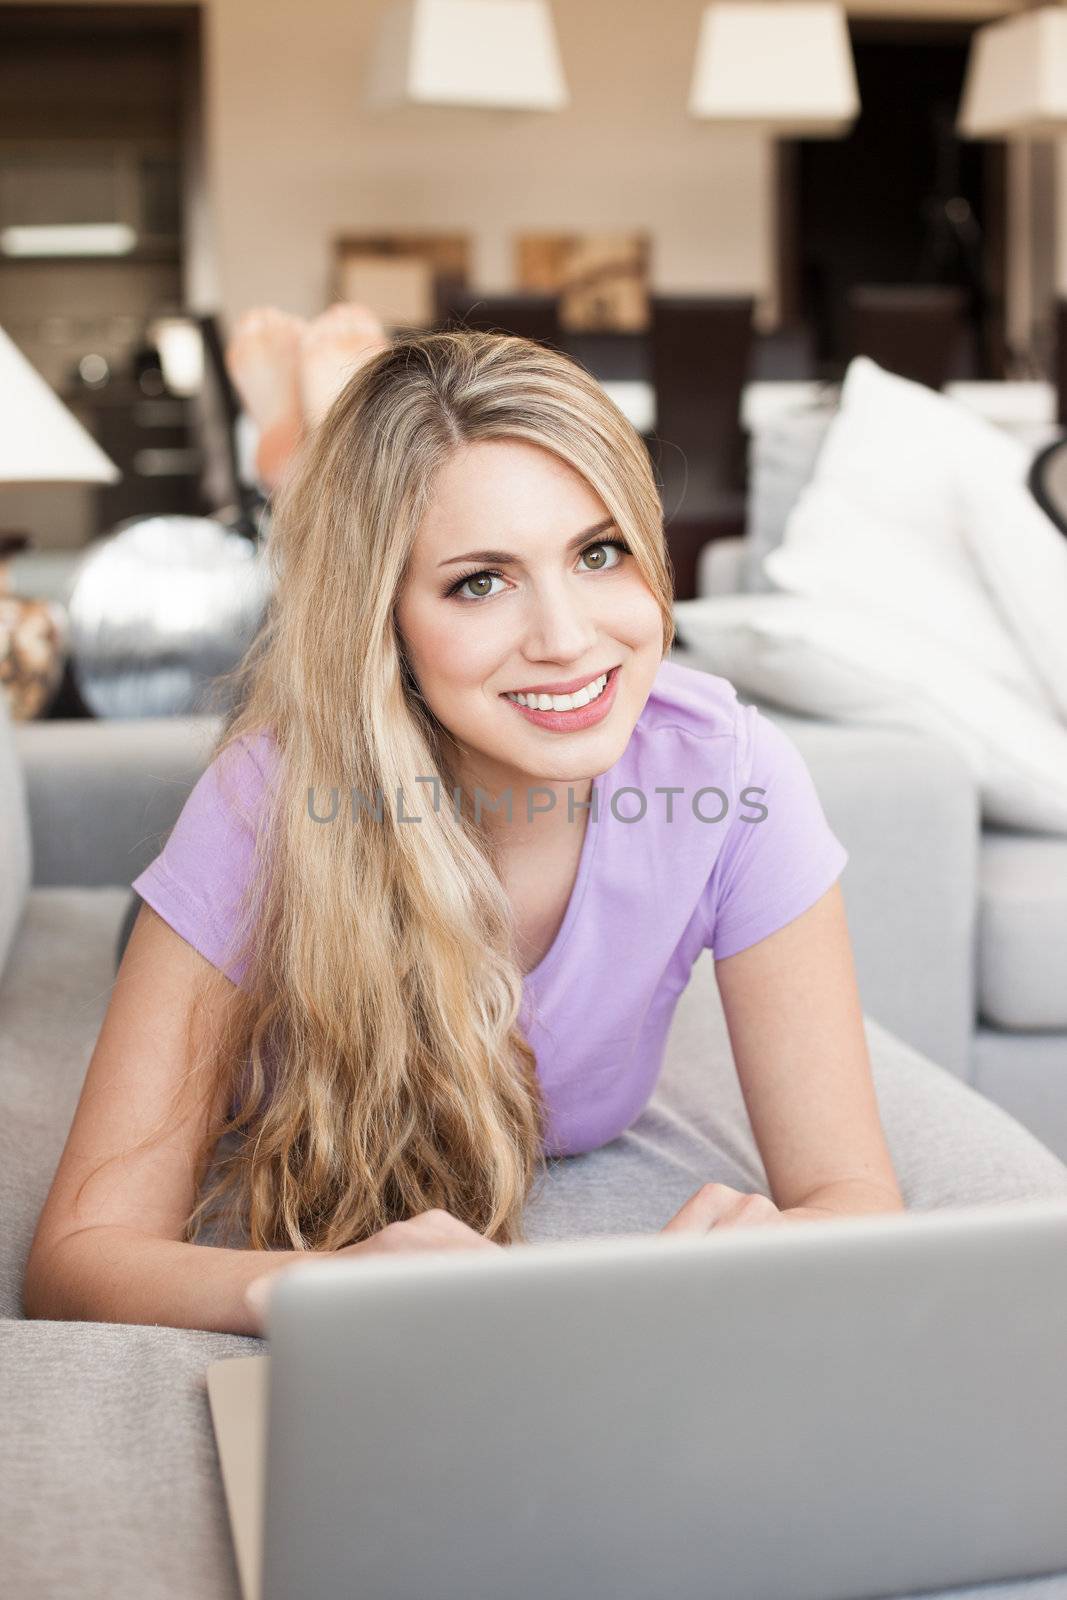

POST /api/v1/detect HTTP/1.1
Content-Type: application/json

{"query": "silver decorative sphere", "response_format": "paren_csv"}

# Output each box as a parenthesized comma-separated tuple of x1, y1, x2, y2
(68, 515, 273, 719)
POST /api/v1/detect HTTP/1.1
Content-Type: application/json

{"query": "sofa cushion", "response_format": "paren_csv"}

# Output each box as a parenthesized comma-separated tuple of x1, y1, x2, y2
(765, 479, 1052, 707)
(742, 404, 835, 593)
(0, 1319, 261, 1600)
(958, 466, 1067, 723)
(0, 885, 130, 1318)
(973, 1028, 1067, 1168)
(4, 947, 1067, 1600)
(762, 359, 1055, 715)
(0, 690, 31, 980)
(671, 595, 1067, 835)
(13, 713, 222, 888)
(795, 355, 1031, 544)
(978, 832, 1067, 1030)
(742, 364, 1062, 600)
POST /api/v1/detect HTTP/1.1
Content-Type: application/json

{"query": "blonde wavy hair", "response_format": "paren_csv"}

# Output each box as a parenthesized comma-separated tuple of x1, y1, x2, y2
(97, 329, 676, 1254)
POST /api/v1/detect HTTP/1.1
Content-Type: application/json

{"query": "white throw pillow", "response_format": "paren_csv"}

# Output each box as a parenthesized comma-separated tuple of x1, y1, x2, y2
(958, 468, 1067, 724)
(762, 356, 1054, 714)
(764, 479, 1053, 707)
(805, 355, 1031, 537)
(672, 594, 1067, 835)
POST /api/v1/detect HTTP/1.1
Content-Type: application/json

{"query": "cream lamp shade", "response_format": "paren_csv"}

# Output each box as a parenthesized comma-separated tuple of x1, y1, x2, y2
(958, 5, 1067, 138)
(0, 325, 119, 486)
(689, 1, 859, 135)
(367, 0, 569, 111)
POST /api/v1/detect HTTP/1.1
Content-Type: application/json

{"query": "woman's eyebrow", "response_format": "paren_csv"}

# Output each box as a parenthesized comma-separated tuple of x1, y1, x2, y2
(437, 516, 616, 568)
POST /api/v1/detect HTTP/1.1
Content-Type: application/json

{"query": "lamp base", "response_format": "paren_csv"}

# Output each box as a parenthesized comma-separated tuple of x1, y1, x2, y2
(0, 529, 67, 720)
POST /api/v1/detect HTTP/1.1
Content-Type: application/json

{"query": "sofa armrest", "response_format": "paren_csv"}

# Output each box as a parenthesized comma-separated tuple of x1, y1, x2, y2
(767, 709, 978, 1078)
(13, 715, 223, 888)
(667, 646, 979, 1077)
(695, 535, 745, 599)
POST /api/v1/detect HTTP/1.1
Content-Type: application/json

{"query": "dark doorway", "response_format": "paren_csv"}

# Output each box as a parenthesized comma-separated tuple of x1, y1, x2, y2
(777, 18, 1007, 382)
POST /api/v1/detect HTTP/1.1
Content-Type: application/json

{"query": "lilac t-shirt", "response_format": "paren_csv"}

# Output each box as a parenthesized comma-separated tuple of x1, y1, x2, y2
(131, 658, 847, 1158)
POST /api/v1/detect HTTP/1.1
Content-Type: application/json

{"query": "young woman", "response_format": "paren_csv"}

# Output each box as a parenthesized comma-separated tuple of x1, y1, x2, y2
(23, 329, 940, 1338)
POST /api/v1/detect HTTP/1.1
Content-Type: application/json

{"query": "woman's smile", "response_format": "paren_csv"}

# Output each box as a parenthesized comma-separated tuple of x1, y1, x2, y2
(394, 435, 666, 798)
(501, 664, 621, 731)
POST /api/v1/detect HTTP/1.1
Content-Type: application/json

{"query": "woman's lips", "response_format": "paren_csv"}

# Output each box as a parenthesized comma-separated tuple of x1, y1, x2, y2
(502, 665, 620, 732)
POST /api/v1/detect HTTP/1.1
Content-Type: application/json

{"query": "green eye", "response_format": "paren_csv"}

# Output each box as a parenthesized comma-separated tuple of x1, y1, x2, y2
(446, 537, 630, 602)
(581, 540, 627, 570)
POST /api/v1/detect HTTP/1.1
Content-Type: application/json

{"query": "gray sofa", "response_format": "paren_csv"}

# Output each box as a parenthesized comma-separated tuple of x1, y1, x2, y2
(4, 681, 1067, 1600)
(694, 403, 1067, 1164)
(694, 534, 1067, 1164)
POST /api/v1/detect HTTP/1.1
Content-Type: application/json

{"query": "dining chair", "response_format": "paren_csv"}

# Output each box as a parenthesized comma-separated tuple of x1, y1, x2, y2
(845, 283, 970, 391)
(434, 290, 564, 351)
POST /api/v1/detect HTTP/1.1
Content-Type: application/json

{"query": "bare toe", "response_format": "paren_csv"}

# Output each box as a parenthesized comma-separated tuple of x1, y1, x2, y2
(306, 301, 387, 341)
(299, 302, 390, 426)
(225, 308, 306, 433)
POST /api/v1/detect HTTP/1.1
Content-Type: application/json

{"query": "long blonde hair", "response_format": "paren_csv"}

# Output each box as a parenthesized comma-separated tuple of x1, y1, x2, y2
(115, 331, 676, 1252)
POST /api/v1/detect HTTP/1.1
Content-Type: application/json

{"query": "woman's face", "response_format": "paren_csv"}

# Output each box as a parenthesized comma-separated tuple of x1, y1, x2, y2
(394, 438, 665, 792)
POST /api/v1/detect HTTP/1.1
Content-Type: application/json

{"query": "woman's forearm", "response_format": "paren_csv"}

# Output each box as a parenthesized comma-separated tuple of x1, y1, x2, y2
(781, 1178, 906, 1223)
(22, 1225, 309, 1336)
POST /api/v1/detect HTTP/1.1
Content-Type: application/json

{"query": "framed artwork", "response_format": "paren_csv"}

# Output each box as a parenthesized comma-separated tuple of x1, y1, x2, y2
(332, 234, 471, 332)
(516, 233, 651, 333)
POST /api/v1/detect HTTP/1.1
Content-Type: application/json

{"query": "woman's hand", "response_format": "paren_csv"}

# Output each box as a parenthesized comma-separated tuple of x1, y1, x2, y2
(661, 1181, 800, 1234)
(244, 1209, 502, 1334)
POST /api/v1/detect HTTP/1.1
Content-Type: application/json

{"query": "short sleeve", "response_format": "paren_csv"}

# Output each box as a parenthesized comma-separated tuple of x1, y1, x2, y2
(130, 730, 275, 986)
(702, 705, 848, 961)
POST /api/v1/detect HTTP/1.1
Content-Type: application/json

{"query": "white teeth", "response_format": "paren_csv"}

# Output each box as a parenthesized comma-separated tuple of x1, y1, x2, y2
(506, 671, 609, 713)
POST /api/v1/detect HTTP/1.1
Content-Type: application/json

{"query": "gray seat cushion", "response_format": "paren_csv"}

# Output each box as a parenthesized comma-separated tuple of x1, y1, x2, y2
(0, 690, 31, 979)
(13, 712, 222, 888)
(978, 831, 1067, 1030)
(741, 403, 836, 592)
(3, 937, 1067, 1600)
(0, 886, 131, 1319)
(973, 1028, 1067, 1167)
(0, 1319, 260, 1600)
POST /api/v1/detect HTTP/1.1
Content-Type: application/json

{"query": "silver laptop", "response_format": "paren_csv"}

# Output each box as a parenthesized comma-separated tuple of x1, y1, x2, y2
(207, 1196, 1067, 1600)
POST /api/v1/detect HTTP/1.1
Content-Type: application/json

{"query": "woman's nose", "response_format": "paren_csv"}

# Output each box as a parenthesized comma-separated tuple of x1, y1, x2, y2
(520, 579, 600, 661)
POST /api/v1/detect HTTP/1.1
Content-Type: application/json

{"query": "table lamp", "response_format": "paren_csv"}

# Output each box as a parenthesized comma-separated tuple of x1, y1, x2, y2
(367, 0, 568, 111)
(688, 1, 859, 136)
(0, 323, 120, 718)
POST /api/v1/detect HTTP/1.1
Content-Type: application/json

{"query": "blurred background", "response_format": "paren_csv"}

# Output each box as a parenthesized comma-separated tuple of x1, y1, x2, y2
(2, 0, 1066, 712)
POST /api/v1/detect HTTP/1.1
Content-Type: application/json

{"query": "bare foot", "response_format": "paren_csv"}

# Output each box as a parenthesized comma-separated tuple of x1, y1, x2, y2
(225, 308, 307, 492)
(299, 302, 390, 429)
(225, 307, 305, 433)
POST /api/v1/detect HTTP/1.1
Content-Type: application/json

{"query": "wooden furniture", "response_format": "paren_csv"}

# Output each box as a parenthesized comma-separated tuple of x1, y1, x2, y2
(648, 295, 754, 600)
(845, 284, 970, 390)
(434, 290, 564, 350)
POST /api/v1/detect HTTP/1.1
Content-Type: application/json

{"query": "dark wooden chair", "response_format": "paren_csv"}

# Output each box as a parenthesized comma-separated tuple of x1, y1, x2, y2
(647, 294, 754, 598)
(845, 284, 970, 390)
(433, 290, 564, 351)
(194, 313, 266, 539)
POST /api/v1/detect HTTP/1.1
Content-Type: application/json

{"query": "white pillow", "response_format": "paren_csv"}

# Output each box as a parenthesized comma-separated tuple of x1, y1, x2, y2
(958, 468, 1067, 724)
(761, 357, 1055, 714)
(672, 594, 1067, 836)
(806, 356, 1031, 537)
(764, 479, 1053, 708)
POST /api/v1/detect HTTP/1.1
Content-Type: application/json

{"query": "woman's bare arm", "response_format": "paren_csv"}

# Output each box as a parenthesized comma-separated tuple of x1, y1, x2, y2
(712, 881, 905, 1217)
(29, 1226, 306, 1336)
(22, 902, 303, 1334)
